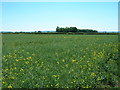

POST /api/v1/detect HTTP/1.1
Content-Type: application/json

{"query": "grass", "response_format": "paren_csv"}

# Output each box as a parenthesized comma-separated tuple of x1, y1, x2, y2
(2, 34, 119, 88)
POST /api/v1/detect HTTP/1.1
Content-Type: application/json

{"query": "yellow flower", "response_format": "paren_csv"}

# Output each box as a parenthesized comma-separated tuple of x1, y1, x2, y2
(52, 75, 60, 78)
(91, 73, 96, 77)
(6, 69, 8, 71)
(16, 59, 19, 62)
(32, 54, 35, 56)
(22, 50, 24, 52)
(66, 86, 69, 88)
(76, 62, 78, 64)
(8, 85, 12, 88)
(26, 52, 29, 54)
(57, 61, 59, 64)
(35, 84, 39, 87)
(81, 79, 84, 83)
(46, 85, 49, 87)
(62, 59, 65, 62)
(65, 64, 68, 67)
(73, 79, 76, 83)
(52, 75, 57, 77)
(71, 69, 74, 72)
(83, 56, 86, 57)
(88, 68, 91, 71)
(55, 84, 59, 87)
(29, 56, 32, 59)
(20, 68, 24, 72)
(97, 77, 101, 81)
(2, 82, 5, 84)
(25, 61, 29, 64)
(72, 59, 76, 62)
(68, 71, 71, 74)
(14, 67, 16, 69)
(10, 76, 15, 79)
(83, 85, 89, 88)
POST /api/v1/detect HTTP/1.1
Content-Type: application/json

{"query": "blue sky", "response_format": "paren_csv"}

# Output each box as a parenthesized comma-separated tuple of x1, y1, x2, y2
(2, 2, 118, 32)
(1, 0, 119, 2)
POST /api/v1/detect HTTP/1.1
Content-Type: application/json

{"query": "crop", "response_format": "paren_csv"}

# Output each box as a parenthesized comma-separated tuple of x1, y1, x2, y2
(2, 34, 119, 88)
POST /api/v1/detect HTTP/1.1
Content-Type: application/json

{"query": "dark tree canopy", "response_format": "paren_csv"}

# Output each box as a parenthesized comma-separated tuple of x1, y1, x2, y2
(56, 26, 98, 33)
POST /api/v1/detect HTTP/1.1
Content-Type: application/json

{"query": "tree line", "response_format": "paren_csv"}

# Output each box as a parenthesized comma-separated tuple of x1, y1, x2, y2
(56, 26, 98, 32)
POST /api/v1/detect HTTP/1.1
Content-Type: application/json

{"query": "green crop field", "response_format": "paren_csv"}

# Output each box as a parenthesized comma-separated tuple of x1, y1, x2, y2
(2, 34, 119, 88)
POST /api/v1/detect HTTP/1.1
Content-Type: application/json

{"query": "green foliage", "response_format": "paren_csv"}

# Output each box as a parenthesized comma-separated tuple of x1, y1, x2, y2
(77, 29, 98, 32)
(2, 34, 119, 88)
(56, 26, 78, 32)
(56, 26, 97, 33)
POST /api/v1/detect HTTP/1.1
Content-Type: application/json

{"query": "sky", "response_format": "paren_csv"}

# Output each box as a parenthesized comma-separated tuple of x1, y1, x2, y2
(1, 0, 119, 2)
(1, 2, 118, 32)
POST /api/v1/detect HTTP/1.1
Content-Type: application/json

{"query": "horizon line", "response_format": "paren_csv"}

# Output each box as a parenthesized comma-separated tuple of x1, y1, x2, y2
(0, 29, 120, 32)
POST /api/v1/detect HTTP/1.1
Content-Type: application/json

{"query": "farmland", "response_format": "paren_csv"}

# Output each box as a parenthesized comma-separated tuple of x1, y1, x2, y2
(2, 34, 119, 88)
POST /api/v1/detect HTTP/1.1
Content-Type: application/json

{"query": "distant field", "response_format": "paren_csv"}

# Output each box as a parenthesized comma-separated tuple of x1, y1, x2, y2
(2, 34, 119, 88)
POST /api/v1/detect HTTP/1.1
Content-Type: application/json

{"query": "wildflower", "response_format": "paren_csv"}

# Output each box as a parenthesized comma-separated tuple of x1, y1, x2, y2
(10, 76, 15, 79)
(83, 56, 86, 57)
(62, 59, 65, 62)
(72, 59, 76, 62)
(29, 56, 32, 59)
(55, 83, 59, 87)
(9, 72, 12, 74)
(25, 61, 29, 64)
(35, 61, 38, 63)
(81, 79, 84, 83)
(52, 75, 59, 78)
(91, 73, 96, 77)
(71, 69, 74, 72)
(52, 75, 57, 77)
(2, 82, 5, 84)
(46, 85, 49, 87)
(16, 59, 19, 62)
(83, 85, 89, 88)
(68, 71, 71, 74)
(6, 69, 8, 71)
(22, 50, 24, 52)
(76, 62, 78, 64)
(32, 54, 35, 56)
(19, 56, 23, 59)
(8, 85, 12, 88)
(97, 77, 101, 81)
(43, 76, 45, 79)
(20, 68, 24, 72)
(66, 86, 69, 88)
(57, 61, 59, 64)
(35, 84, 39, 87)
(27, 52, 29, 54)
(71, 79, 76, 83)
(51, 85, 53, 87)
(88, 68, 91, 71)
(65, 64, 68, 67)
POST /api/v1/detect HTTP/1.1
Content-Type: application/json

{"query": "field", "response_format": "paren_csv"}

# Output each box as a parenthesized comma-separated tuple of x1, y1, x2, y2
(2, 34, 119, 88)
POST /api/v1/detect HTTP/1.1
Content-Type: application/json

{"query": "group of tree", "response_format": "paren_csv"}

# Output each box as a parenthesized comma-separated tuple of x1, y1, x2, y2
(56, 26, 98, 33)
